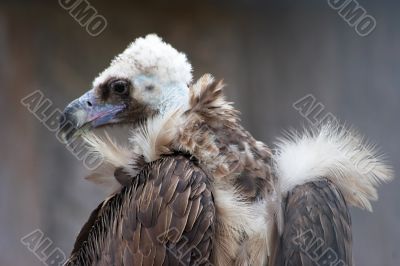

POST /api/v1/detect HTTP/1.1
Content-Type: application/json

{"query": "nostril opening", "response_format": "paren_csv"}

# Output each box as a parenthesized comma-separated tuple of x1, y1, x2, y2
(86, 101, 92, 107)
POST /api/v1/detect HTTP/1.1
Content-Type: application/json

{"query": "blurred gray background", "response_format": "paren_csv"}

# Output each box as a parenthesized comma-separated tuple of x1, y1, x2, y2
(1, 0, 399, 265)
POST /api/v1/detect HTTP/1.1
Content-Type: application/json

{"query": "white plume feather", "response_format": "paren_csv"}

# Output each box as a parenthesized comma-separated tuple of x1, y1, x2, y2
(274, 123, 394, 211)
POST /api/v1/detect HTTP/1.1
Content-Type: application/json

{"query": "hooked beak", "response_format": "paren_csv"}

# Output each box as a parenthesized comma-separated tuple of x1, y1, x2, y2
(59, 89, 125, 143)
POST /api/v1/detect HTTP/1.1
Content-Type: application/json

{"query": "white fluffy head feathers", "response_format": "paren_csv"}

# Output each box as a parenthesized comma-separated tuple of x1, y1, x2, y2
(93, 34, 193, 89)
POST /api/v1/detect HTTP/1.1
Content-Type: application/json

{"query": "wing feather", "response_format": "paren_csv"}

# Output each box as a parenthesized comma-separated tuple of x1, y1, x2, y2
(272, 179, 352, 266)
(66, 155, 215, 266)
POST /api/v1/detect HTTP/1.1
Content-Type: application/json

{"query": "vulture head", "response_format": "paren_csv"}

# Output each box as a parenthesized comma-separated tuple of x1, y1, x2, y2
(60, 34, 192, 142)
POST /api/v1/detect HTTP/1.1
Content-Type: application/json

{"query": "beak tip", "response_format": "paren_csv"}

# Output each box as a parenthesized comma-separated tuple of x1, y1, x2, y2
(59, 106, 79, 144)
(58, 90, 125, 143)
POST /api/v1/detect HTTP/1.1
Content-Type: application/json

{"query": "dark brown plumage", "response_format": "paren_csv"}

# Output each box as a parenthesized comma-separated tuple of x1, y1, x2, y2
(272, 179, 352, 266)
(66, 155, 215, 266)
(59, 34, 392, 266)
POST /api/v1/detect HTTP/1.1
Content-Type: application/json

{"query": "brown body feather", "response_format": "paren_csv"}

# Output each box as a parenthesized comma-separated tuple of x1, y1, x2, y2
(272, 179, 352, 266)
(61, 35, 392, 266)
(66, 155, 215, 266)
(69, 74, 389, 266)
(75, 75, 277, 265)
(174, 75, 276, 265)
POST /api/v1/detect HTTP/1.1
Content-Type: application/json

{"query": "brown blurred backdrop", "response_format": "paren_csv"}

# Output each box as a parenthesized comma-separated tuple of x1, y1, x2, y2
(1, 0, 399, 265)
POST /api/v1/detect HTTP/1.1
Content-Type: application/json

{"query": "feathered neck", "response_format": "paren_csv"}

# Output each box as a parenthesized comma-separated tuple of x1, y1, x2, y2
(82, 74, 272, 193)
(130, 74, 272, 181)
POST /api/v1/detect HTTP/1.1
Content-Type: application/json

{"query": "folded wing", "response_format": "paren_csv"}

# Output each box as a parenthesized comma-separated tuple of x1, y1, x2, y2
(272, 179, 352, 265)
(66, 155, 215, 266)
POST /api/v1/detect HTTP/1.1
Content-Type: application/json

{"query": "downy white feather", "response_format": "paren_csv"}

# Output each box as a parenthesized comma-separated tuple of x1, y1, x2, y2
(274, 123, 393, 211)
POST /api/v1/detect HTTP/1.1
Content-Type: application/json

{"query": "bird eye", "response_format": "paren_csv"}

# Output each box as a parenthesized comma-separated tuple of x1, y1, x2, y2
(110, 80, 129, 95)
(145, 85, 154, 91)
